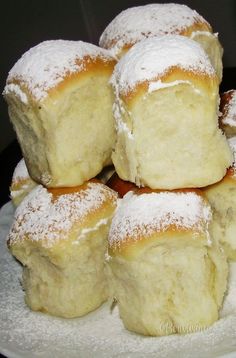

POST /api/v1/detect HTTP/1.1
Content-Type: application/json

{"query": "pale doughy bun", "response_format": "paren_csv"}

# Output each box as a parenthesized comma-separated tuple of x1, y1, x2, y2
(10, 158, 38, 207)
(8, 180, 117, 318)
(203, 137, 236, 260)
(111, 36, 232, 189)
(219, 90, 236, 138)
(107, 189, 228, 336)
(99, 3, 223, 81)
(4, 40, 116, 188)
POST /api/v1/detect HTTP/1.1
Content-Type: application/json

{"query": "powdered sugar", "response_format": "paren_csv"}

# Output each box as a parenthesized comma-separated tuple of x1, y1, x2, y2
(99, 3, 210, 55)
(73, 217, 110, 244)
(190, 30, 217, 39)
(12, 158, 30, 183)
(109, 191, 212, 249)
(148, 79, 196, 93)
(8, 182, 117, 248)
(5, 40, 114, 101)
(111, 35, 215, 96)
(1, 202, 236, 357)
(3, 83, 28, 104)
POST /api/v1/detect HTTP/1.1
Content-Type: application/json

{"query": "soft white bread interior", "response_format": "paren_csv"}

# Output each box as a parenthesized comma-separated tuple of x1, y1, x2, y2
(107, 189, 228, 336)
(219, 90, 236, 138)
(111, 36, 232, 189)
(190, 30, 223, 83)
(4, 40, 116, 188)
(10, 158, 38, 207)
(8, 180, 117, 318)
(99, 3, 223, 81)
(203, 137, 236, 260)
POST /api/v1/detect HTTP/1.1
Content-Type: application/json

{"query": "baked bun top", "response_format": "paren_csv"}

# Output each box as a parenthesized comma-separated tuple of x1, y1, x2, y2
(99, 3, 211, 56)
(8, 180, 117, 249)
(108, 189, 212, 256)
(111, 35, 216, 99)
(4, 40, 115, 103)
(220, 90, 236, 130)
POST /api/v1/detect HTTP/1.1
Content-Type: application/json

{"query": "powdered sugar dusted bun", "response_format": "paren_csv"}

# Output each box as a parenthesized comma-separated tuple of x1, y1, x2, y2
(227, 136, 236, 178)
(111, 36, 232, 190)
(111, 35, 215, 95)
(4, 40, 117, 188)
(108, 189, 212, 255)
(8, 180, 117, 318)
(99, 3, 223, 81)
(10, 158, 37, 207)
(203, 136, 236, 260)
(107, 189, 228, 336)
(219, 90, 236, 138)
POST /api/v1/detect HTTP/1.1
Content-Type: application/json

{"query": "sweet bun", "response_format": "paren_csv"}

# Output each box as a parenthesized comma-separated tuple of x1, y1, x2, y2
(106, 172, 137, 197)
(111, 35, 232, 190)
(10, 158, 37, 207)
(8, 180, 117, 318)
(107, 189, 228, 336)
(219, 90, 236, 138)
(4, 40, 116, 188)
(99, 3, 223, 81)
(203, 137, 236, 260)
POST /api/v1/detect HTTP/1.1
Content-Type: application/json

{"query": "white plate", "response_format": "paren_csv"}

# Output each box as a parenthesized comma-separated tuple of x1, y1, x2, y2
(1, 202, 236, 358)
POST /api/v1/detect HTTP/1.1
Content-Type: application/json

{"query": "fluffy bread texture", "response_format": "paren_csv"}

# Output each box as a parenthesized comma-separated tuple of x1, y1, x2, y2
(219, 90, 236, 138)
(4, 40, 116, 188)
(107, 189, 228, 336)
(99, 3, 223, 81)
(203, 137, 236, 260)
(10, 158, 37, 206)
(8, 180, 117, 318)
(111, 36, 232, 189)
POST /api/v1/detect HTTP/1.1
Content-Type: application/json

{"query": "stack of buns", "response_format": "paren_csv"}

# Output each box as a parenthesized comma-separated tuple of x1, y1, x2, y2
(3, 2, 235, 336)
(4, 40, 118, 318)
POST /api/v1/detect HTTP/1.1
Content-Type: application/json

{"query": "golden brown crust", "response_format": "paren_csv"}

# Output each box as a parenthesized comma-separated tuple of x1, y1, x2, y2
(108, 188, 210, 258)
(8, 180, 117, 251)
(104, 19, 212, 53)
(108, 229, 206, 259)
(47, 57, 116, 100)
(48, 178, 101, 199)
(204, 168, 236, 190)
(8, 57, 116, 104)
(121, 66, 217, 104)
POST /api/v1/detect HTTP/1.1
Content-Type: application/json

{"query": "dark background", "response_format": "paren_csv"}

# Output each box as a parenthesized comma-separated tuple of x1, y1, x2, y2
(0, 0, 236, 208)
